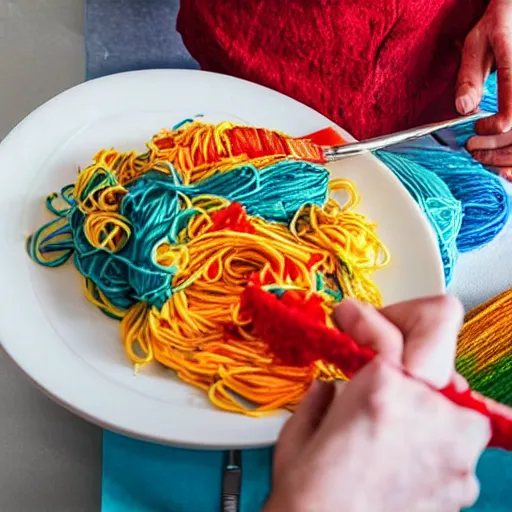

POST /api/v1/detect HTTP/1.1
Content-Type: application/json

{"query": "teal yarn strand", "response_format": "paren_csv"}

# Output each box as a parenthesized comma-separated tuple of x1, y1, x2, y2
(185, 160, 329, 222)
(377, 151, 463, 284)
(387, 144, 510, 252)
(69, 177, 178, 313)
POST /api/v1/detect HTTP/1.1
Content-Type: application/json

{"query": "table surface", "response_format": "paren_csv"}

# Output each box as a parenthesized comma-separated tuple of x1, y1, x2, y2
(0, 1, 102, 511)
(1, 1, 512, 511)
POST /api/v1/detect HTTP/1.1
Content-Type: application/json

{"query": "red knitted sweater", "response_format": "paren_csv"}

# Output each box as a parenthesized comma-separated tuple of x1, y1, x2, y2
(177, 0, 487, 139)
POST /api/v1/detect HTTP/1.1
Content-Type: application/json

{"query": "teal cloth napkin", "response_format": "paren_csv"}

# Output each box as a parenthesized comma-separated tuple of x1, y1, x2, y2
(102, 433, 511, 512)
(102, 431, 271, 512)
(468, 449, 512, 511)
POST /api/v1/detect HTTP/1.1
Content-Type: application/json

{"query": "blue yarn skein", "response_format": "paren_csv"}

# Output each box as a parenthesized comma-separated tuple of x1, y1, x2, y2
(386, 144, 510, 252)
(377, 151, 463, 284)
(385, 72, 510, 254)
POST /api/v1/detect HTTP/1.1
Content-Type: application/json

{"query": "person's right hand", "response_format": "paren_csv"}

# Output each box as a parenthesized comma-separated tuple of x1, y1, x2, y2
(265, 297, 498, 512)
(454, 0, 512, 180)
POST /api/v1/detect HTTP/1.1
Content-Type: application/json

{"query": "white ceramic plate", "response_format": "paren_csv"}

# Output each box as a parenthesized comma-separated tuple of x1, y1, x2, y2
(0, 70, 444, 448)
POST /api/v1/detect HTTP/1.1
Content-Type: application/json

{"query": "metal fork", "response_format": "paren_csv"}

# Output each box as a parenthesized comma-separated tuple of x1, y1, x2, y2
(322, 111, 491, 161)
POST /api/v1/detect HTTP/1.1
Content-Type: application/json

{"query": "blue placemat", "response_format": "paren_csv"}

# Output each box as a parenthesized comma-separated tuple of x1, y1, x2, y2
(100, 438, 511, 512)
(102, 432, 271, 512)
(86, 1, 512, 510)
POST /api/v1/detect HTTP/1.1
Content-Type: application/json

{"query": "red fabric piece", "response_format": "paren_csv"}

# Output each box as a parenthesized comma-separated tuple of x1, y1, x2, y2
(302, 127, 346, 147)
(240, 282, 374, 376)
(241, 284, 512, 451)
(207, 202, 256, 234)
(155, 125, 324, 163)
(306, 253, 324, 270)
(439, 383, 512, 451)
(177, 0, 487, 140)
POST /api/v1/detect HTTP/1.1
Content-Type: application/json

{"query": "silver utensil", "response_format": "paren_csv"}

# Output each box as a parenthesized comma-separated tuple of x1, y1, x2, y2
(221, 449, 242, 512)
(322, 111, 492, 161)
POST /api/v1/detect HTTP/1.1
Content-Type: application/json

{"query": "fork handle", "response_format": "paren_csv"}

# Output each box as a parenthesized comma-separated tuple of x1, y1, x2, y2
(322, 111, 492, 161)
(221, 450, 242, 512)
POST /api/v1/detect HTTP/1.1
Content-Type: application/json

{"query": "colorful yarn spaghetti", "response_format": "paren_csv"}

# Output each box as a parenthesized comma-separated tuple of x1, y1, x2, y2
(116, 119, 325, 186)
(27, 119, 389, 416)
(240, 284, 512, 450)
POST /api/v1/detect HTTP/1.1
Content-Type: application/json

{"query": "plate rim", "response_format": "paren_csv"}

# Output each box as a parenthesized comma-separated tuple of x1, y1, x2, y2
(0, 68, 445, 448)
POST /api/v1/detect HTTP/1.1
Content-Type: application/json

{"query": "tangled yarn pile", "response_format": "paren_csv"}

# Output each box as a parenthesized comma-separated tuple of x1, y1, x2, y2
(28, 119, 389, 415)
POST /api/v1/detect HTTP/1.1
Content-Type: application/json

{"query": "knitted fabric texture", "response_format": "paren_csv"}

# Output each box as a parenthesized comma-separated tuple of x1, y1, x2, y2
(177, 0, 487, 140)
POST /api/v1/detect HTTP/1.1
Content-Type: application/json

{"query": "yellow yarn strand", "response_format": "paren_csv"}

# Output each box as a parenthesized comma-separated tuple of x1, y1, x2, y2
(27, 120, 391, 416)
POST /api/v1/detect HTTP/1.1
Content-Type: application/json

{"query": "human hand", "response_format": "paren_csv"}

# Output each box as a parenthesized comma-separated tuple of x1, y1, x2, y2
(265, 296, 494, 512)
(455, 0, 512, 179)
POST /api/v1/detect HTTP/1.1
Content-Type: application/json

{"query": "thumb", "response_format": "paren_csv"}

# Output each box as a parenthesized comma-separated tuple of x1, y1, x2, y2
(332, 298, 403, 365)
(456, 30, 492, 115)
(273, 380, 334, 477)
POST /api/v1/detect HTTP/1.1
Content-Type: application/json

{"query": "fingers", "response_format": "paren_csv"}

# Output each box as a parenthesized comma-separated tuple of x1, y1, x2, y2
(440, 475, 481, 511)
(285, 380, 335, 439)
(455, 407, 492, 462)
(332, 298, 403, 365)
(456, 30, 492, 115)
(379, 296, 464, 388)
(475, 30, 512, 134)
(316, 358, 403, 434)
(452, 373, 470, 393)
(274, 380, 335, 475)
(494, 29, 512, 129)
(452, 376, 512, 434)
(458, 476, 481, 509)
(467, 130, 512, 151)
(466, 133, 512, 178)
(333, 296, 464, 388)
(471, 145, 512, 166)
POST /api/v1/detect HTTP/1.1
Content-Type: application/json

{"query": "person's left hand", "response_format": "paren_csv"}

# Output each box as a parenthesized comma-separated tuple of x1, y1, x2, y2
(455, 0, 512, 179)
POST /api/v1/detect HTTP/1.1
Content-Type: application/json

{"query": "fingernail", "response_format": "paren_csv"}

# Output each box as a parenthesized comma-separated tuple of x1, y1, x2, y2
(306, 380, 334, 403)
(456, 93, 475, 115)
(301, 380, 321, 405)
(465, 136, 478, 152)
